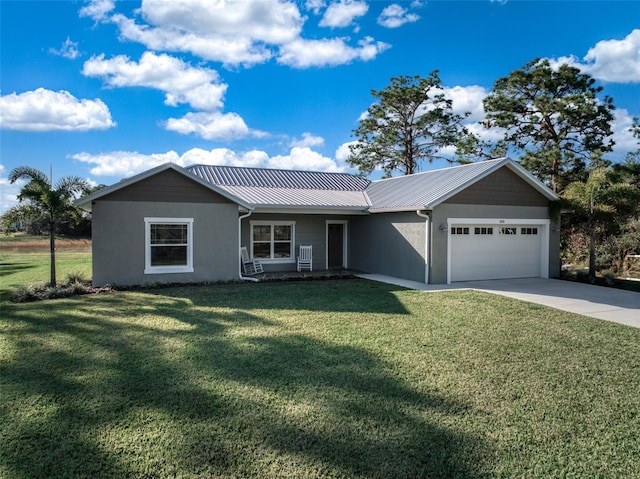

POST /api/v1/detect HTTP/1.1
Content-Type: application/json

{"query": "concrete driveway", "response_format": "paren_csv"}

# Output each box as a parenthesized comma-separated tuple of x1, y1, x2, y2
(357, 275, 640, 329)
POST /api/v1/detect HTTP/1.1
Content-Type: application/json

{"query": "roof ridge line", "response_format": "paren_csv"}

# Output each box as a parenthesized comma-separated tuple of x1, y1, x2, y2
(187, 163, 363, 178)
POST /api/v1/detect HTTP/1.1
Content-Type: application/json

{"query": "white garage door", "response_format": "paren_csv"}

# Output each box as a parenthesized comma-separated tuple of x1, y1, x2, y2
(450, 224, 543, 282)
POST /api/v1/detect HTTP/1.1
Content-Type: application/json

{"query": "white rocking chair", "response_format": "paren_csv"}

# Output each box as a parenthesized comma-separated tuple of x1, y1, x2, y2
(241, 246, 264, 275)
(297, 245, 313, 272)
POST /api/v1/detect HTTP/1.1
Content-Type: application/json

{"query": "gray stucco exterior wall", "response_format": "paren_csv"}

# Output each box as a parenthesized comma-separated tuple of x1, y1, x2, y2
(240, 213, 351, 272)
(350, 212, 426, 282)
(92, 201, 239, 287)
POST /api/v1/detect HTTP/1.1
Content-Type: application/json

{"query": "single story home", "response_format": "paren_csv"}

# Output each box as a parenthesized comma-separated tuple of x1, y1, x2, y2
(77, 157, 561, 287)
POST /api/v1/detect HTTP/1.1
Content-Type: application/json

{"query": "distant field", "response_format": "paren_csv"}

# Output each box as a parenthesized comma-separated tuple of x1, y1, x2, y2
(0, 235, 92, 299)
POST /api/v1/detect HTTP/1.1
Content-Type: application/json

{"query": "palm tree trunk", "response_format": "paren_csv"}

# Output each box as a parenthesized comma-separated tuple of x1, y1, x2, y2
(49, 224, 56, 287)
(588, 220, 596, 284)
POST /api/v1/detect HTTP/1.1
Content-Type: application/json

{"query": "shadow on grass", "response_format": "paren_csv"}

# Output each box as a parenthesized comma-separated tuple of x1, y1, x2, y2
(148, 278, 414, 315)
(0, 261, 38, 299)
(1, 282, 493, 478)
(0, 261, 37, 276)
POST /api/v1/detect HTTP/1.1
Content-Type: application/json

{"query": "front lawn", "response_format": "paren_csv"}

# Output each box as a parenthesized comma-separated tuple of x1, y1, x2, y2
(1, 280, 639, 478)
(0, 235, 92, 301)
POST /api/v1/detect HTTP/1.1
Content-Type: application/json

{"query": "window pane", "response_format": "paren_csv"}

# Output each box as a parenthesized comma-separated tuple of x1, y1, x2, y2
(253, 225, 271, 241)
(151, 245, 187, 266)
(253, 242, 270, 258)
(273, 242, 291, 258)
(274, 225, 291, 241)
(151, 224, 187, 244)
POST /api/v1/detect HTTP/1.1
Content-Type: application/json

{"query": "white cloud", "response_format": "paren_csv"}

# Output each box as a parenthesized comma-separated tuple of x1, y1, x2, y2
(141, 0, 303, 44)
(83, 52, 227, 111)
(442, 85, 490, 121)
(278, 36, 390, 68)
(611, 108, 638, 157)
(582, 29, 640, 83)
(88, 0, 388, 68)
(111, 12, 275, 67)
(268, 146, 346, 171)
(0, 88, 115, 132)
(164, 112, 257, 140)
(180, 148, 269, 168)
(0, 165, 24, 215)
(108, 0, 303, 66)
(334, 141, 358, 162)
(49, 37, 81, 59)
(377, 4, 420, 29)
(82, 51, 263, 140)
(72, 150, 181, 177)
(306, 0, 326, 15)
(319, 1, 368, 28)
(71, 146, 350, 178)
(79, 0, 115, 21)
(290, 132, 325, 148)
(549, 29, 640, 83)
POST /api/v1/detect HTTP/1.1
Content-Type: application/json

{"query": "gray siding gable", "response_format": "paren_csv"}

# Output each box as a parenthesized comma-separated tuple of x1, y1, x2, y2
(97, 169, 236, 204)
(444, 166, 550, 206)
(77, 163, 251, 212)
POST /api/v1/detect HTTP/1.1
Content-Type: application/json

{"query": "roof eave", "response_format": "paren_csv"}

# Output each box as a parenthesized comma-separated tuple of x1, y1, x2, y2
(251, 204, 370, 215)
(367, 206, 430, 213)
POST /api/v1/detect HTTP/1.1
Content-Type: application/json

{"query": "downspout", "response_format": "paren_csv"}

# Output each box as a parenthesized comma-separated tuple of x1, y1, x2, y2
(416, 210, 431, 284)
(239, 210, 259, 282)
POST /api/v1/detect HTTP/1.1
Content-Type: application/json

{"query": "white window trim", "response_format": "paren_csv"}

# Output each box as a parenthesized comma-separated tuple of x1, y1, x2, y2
(446, 218, 550, 284)
(250, 220, 296, 264)
(144, 217, 194, 275)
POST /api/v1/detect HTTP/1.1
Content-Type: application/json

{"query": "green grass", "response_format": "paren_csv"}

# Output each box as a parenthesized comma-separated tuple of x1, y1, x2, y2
(2, 275, 640, 478)
(0, 236, 91, 300)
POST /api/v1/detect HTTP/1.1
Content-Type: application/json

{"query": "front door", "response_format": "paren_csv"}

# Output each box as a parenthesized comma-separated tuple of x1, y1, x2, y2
(327, 223, 345, 269)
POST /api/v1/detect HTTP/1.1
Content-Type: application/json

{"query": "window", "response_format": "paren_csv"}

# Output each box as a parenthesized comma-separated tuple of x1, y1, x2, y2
(251, 221, 295, 262)
(474, 227, 493, 235)
(145, 218, 193, 274)
(451, 227, 469, 235)
(521, 227, 538, 235)
(499, 227, 517, 235)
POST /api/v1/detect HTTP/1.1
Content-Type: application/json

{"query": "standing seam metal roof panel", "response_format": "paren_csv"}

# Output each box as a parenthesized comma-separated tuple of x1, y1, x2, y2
(187, 165, 370, 191)
(216, 185, 370, 208)
(364, 158, 508, 209)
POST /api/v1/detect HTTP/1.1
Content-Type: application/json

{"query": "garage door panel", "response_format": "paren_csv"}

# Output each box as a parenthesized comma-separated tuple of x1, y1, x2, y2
(450, 223, 542, 282)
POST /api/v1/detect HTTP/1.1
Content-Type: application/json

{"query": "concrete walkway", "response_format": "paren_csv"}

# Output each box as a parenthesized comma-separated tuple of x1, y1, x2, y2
(357, 275, 640, 329)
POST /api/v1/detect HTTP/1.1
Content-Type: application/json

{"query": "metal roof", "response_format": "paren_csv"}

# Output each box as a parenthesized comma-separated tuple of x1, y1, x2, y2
(365, 157, 557, 211)
(79, 159, 557, 213)
(365, 159, 506, 210)
(216, 185, 370, 208)
(188, 165, 370, 191)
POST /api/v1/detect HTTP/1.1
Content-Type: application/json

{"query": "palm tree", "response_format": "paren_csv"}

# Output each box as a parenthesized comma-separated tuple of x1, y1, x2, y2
(7, 166, 90, 286)
(564, 166, 639, 283)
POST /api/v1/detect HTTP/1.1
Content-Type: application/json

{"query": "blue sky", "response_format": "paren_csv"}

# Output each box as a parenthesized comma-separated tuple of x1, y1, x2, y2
(1, 0, 639, 214)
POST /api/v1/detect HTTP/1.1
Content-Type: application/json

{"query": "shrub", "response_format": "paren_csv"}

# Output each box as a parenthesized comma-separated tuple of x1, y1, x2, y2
(11, 274, 94, 302)
(65, 271, 88, 284)
(12, 284, 46, 302)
